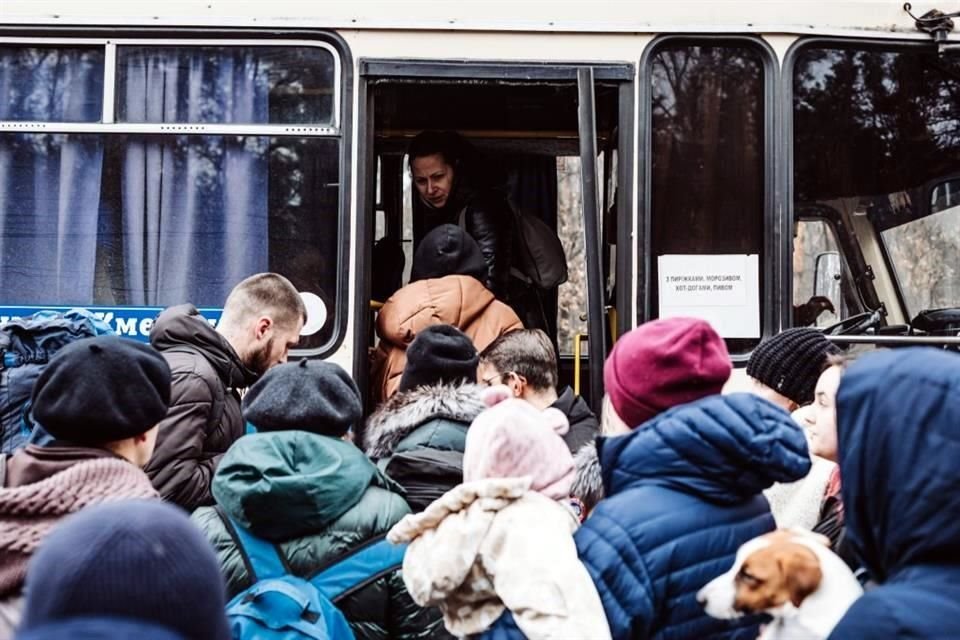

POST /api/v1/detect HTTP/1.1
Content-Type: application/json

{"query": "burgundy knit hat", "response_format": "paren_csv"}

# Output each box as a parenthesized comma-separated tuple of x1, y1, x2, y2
(603, 317, 732, 428)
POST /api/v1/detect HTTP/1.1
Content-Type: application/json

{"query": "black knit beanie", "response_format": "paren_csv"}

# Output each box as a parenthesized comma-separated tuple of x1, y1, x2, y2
(410, 224, 487, 283)
(399, 324, 479, 392)
(20, 501, 229, 640)
(746, 328, 841, 405)
(242, 359, 361, 437)
(31, 336, 172, 445)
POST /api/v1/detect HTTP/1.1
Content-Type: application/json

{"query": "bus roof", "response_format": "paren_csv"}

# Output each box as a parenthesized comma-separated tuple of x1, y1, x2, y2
(0, 0, 945, 40)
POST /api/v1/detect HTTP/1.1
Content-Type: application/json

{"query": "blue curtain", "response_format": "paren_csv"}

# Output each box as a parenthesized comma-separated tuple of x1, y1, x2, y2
(117, 48, 270, 305)
(0, 47, 271, 308)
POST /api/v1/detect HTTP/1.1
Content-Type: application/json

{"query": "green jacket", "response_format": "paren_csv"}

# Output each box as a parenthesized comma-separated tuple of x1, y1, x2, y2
(363, 384, 485, 512)
(191, 431, 445, 640)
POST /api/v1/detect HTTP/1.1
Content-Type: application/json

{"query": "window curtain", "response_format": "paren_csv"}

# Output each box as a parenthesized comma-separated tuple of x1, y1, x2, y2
(117, 48, 270, 305)
(0, 50, 105, 304)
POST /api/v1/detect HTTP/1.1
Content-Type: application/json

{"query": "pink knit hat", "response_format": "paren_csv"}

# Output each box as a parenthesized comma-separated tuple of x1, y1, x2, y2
(463, 386, 575, 500)
(604, 317, 732, 428)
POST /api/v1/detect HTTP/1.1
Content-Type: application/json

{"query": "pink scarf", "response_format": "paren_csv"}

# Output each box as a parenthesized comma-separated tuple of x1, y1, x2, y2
(0, 458, 159, 596)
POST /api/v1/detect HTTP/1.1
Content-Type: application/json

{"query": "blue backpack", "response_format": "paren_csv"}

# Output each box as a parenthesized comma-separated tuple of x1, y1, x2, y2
(0, 309, 115, 453)
(217, 508, 407, 640)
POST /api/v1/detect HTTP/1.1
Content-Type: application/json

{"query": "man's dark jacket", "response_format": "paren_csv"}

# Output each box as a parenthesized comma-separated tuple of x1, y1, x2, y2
(551, 386, 599, 454)
(145, 304, 257, 510)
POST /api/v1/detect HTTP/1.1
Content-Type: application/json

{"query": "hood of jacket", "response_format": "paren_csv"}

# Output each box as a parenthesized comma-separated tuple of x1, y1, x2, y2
(150, 304, 256, 389)
(376, 276, 498, 349)
(837, 348, 960, 583)
(364, 383, 486, 459)
(600, 393, 811, 504)
(211, 431, 397, 541)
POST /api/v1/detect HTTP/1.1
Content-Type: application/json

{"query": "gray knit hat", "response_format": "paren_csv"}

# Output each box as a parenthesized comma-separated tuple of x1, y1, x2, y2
(746, 328, 841, 405)
(242, 359, 361, 437)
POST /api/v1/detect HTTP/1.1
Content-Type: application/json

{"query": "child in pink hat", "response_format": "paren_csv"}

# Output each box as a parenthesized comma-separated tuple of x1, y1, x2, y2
(387, 387, 611, 640)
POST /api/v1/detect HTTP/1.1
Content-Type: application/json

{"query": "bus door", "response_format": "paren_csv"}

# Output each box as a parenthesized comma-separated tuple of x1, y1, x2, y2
(357, 60, 634, 412)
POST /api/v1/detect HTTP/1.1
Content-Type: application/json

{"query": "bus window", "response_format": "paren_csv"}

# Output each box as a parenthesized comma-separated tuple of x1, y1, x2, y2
(881, 198, 960, 320)
(793, 43, 960, 335)
(0, 42, 345, 350)
(0, 46, 104, 121)
(649, 40, 767, 353)
(116, 46, 335, 125)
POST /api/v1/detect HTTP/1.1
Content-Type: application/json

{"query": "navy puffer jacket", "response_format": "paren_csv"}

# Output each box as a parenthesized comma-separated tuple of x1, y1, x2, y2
(578, 393, 809, 640)
(828, 349, 960, 639)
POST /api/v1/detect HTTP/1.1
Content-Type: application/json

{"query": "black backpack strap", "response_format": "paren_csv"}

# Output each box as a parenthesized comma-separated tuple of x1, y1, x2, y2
(0, 453, 7, 487)
(215, 505, 257, 581)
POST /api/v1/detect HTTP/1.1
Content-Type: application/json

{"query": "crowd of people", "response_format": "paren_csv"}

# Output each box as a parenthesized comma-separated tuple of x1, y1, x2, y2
(0, 134, 958, 640)
(0, 265, 957, 639)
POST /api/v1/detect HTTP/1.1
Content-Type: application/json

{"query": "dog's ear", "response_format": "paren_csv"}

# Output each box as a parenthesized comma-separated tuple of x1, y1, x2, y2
(780, 547, 823, 607)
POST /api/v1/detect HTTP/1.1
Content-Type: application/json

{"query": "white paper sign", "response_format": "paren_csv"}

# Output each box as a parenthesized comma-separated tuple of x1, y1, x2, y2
(658, 254, 760, 338)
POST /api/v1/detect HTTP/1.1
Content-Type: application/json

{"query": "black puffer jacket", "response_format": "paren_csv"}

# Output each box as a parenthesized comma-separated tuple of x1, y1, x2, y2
(145, 304, 257, 511)
(414, 182, 513, 297)
(550, 386, 599, 454)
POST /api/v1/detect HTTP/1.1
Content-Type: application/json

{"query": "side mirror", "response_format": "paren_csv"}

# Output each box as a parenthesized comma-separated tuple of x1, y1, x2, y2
(814, 251, 842, 307)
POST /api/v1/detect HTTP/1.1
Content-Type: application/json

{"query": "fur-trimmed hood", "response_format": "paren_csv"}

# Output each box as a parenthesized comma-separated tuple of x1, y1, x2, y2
(364, 383, 486, 460)
(571, 441, 604, 512)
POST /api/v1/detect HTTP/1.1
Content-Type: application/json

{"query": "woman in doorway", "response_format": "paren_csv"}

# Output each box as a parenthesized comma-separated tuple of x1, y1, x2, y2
(409, 130, 513, 299)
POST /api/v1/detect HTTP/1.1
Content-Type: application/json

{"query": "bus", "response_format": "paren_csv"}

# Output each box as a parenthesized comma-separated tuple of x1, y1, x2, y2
(1, 1, 958, 410)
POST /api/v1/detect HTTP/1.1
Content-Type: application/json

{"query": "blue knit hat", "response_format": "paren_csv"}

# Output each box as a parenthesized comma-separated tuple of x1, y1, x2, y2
(16, 618, 186, 639)
(19, 501, 229, 640)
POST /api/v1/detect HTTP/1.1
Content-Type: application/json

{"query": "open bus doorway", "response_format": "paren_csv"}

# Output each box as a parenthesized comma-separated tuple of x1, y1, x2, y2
(357, 61, 634, 414)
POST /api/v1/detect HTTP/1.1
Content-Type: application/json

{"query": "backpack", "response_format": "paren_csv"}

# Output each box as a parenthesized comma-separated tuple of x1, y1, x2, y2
(217, 508, 407, 640)
(378, 447, 464, 512)
(459, 205, 568, 290)
(0, 309, 115, 454)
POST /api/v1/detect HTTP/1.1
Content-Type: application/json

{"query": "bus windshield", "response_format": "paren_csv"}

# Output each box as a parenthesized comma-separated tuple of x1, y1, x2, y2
(793, 42, 960, 329)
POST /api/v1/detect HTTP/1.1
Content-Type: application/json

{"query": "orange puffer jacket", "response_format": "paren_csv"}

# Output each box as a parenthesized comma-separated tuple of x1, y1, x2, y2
(371, 275, 522, 404)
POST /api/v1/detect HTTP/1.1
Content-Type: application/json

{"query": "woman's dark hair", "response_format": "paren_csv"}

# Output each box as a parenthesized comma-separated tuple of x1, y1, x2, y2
(407, 130, 463, 170)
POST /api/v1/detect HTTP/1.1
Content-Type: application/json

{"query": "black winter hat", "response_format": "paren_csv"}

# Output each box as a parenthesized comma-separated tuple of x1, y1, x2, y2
(746, 328, 841, 405)
(31, 336, 172, 445)
(242, 359, 361, 437)
(399, 324, 479, 392)
(20, 500, 229, 640)
(410, 224, 487, 283)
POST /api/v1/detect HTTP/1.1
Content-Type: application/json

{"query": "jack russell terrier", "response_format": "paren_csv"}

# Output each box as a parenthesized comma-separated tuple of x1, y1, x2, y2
(697, 529, 863, 640)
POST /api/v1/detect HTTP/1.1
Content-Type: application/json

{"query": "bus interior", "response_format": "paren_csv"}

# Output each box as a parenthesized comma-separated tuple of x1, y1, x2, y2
(361, 65, 630, 407)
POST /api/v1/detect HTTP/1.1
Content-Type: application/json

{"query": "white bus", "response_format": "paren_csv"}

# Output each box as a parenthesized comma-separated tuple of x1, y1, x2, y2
(1, 1, 958, 408)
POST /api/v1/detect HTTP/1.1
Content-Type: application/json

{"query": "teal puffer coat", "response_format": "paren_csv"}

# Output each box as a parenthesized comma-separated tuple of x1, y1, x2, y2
(363, 383, 486, 511)
(191, 431, 445, 640)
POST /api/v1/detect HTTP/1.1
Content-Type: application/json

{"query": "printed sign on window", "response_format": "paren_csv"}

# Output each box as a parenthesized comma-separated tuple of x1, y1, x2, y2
(658, 254, 760, 338)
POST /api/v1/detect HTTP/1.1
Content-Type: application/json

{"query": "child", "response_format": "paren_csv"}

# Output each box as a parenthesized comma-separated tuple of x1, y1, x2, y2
(387, 387, 611, 640)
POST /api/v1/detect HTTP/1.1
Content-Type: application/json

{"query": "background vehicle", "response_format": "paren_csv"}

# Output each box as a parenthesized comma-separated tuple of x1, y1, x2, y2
(1, 1, 957, 410)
